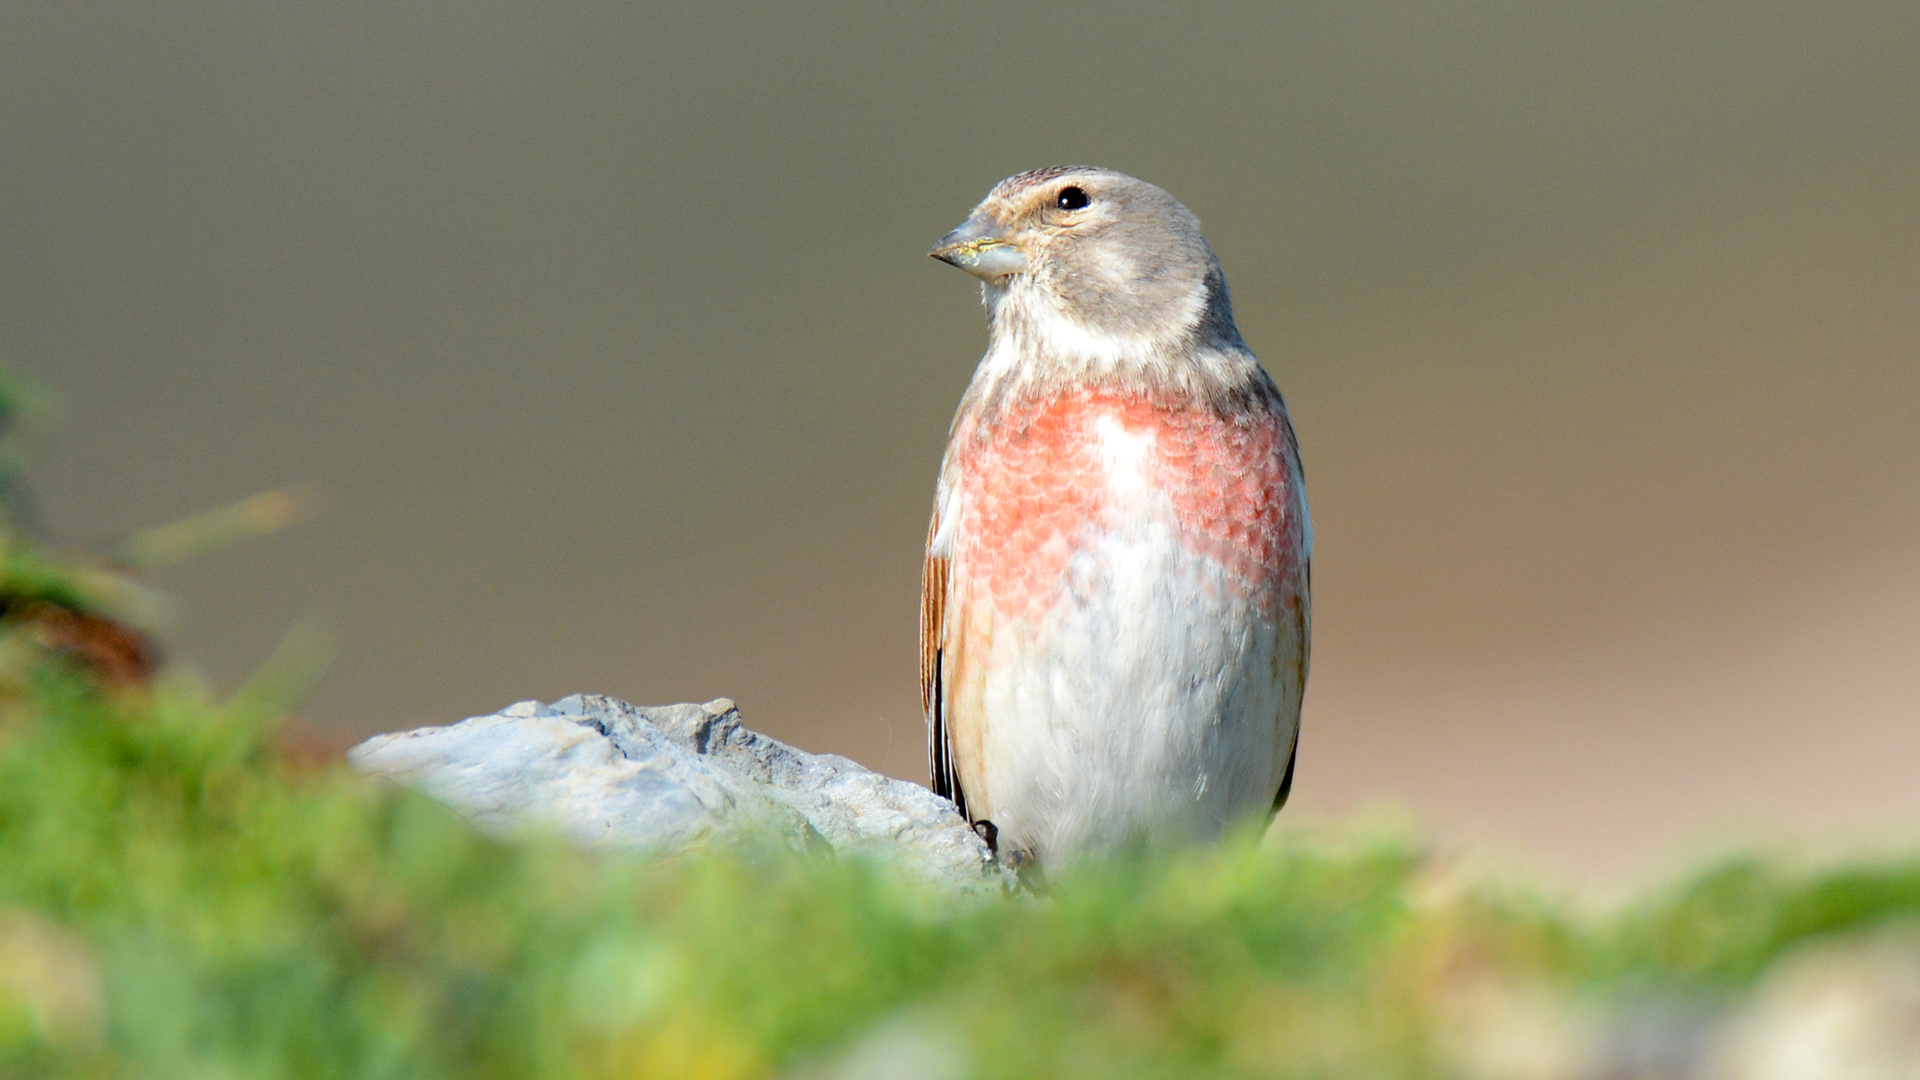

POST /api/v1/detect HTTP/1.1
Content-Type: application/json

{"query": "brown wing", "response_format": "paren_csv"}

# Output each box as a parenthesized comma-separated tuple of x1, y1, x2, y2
(921, 512, 971, 821)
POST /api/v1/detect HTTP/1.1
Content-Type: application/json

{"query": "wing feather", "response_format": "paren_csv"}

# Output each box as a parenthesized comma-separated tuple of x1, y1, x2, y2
(921, 513, 971, 820)
(1271, 571, 1309, 814)
(1273, 408, 1311, 816)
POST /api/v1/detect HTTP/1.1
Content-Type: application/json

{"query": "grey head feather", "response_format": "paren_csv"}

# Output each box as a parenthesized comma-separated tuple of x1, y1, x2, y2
(976, 167, 1243, 353)
(939, 168, 1273, 419)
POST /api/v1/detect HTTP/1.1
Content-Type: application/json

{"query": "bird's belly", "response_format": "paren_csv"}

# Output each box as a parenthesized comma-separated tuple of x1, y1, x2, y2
(962, 511, 1299, 862)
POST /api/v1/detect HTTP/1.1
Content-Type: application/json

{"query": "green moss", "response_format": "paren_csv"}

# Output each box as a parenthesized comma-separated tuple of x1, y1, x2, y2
(4, 653, 1917, 1079)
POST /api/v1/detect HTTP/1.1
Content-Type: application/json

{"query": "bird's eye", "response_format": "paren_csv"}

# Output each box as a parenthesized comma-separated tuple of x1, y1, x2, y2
(1056, 186, 1090, 211)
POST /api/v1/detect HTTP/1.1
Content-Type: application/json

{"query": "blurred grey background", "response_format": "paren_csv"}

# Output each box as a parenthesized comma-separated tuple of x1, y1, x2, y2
(3, 0, 1916, 878)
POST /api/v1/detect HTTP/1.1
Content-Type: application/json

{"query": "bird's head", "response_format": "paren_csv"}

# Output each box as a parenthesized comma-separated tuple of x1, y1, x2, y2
(930, 167, 1237, 356)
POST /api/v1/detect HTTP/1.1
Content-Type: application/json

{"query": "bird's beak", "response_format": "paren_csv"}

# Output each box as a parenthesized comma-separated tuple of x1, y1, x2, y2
(929, 215, 1026, 281)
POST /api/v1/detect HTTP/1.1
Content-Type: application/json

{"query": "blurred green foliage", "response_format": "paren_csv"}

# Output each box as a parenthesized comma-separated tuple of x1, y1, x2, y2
(2, 372, 1918, 1079)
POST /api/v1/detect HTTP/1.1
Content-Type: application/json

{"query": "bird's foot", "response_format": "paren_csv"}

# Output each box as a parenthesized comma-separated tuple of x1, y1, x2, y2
(972, 819, 998, 852)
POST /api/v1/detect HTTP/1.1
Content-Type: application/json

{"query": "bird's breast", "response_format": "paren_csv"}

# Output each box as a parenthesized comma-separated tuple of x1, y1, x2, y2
(951, 387, 1303, 623)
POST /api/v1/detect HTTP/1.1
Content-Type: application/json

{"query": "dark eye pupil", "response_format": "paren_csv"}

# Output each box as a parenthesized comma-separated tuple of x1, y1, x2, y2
(1057, 186, 1089, 210)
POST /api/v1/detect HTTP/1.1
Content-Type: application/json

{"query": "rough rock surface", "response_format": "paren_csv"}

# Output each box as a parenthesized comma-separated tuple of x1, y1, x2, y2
(348, 694, 1012, 895)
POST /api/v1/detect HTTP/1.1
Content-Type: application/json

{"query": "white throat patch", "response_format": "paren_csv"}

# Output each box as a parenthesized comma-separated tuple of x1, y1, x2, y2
(987, 277, 1208, 368)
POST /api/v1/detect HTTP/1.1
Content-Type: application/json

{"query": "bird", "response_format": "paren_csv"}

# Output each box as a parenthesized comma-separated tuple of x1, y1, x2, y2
(921, 166, 1311, 871)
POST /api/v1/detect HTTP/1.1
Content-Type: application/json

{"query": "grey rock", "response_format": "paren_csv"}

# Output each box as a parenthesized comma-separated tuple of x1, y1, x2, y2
(783, 1013, 969, 1080)
(349, 694, 1012, 895)
(1426, 929, 1920, 1080)
(1707, 928, 1920, 1080)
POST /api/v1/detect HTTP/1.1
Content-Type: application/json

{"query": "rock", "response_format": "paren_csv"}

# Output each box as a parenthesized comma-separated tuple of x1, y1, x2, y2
(783, 1013, 969, 1080)
(1707, 929, 1920, 1080)
(348, 694, 1012, 895)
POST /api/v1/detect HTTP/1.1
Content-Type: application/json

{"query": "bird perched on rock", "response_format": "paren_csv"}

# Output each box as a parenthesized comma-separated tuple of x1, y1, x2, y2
(922, 167, 1311, 870)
